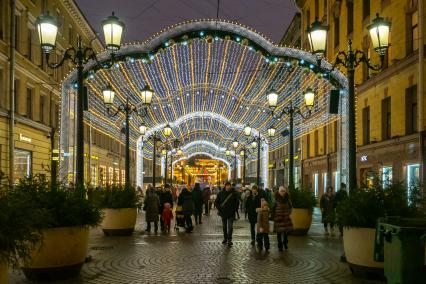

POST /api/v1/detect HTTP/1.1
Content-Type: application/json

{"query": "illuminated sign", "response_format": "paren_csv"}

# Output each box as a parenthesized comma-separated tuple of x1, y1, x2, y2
(19, 134, 32, 143)
(360, 155, 368, 162)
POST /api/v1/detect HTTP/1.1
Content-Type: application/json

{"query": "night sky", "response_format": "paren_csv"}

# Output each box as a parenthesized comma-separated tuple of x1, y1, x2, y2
(75, 0, 298, 44)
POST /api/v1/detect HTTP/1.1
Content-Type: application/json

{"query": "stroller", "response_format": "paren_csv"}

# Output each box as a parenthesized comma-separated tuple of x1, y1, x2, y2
(174, 205, 186, 231)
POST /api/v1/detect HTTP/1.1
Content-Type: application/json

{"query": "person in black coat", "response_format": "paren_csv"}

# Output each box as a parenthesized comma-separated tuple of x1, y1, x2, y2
(245, 185, 262, 246)
(178, 187, 194, 233)
(214, 181, 239, 246)
(192, 183, 204, 225)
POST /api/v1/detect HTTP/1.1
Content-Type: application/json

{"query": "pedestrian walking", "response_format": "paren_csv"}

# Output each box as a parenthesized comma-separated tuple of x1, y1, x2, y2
(256, 199, 270, 251)
(245, 185, 261, 246)
(272, 186, 293, 251)
(178, 187, 194, 233)
(161, 202, 173, 233)
(143, 185, 160, 233)
(320, 186, 336, 236)
(215, 181, 239, 246)
(334, 183, 348, 237)
(192, 183, 203, 224)
(202, 186, 212, 215)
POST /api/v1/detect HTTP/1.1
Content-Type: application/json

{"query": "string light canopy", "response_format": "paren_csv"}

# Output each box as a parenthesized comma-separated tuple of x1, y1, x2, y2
(62, 20, 347, 162)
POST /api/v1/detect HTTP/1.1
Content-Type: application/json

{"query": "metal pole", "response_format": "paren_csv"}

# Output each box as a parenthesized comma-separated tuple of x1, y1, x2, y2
(8, 0, 16, 186)
(243, 148, 246, 186)
(164, 151, 168, 184)
(152, 136, 156, 187)
(256, 135, 261, 186)
(289, 107, 295, 190)
(347, 40, 357, 192)
(169, 154, 173, 185)
(234, 154, 237, 181)
(125, 98, 130, 188)
(51, 128, 57, 185)
(75, 37, 85, 187)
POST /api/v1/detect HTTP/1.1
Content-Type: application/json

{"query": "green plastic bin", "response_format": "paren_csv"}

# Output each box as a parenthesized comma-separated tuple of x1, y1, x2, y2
(376, 217, 426, 284)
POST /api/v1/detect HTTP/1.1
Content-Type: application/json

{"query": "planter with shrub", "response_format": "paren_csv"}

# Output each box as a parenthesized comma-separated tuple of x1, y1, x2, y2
(12, 175, 102, 281)
(91, 186, 139, 236)
(336, 180, 424, 279)
(289, 187, 317, 235)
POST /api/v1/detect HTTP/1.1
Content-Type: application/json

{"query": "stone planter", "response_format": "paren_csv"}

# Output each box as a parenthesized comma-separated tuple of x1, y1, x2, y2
(343, 227, 384, 279)
(101, 208, 137, 236)
(0, 262, 7, 284)
(290, 208, 312, 235)
(22, 226, 89, 281)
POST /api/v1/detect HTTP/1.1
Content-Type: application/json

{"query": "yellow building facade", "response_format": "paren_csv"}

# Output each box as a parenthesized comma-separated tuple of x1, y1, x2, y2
(268, 0, 425, 195)
(0, 0, 135, 186)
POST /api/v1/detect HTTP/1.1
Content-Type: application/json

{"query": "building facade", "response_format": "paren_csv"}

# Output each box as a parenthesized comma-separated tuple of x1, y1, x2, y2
(0, 0, 135, 187)
(269, 0, 425, 196)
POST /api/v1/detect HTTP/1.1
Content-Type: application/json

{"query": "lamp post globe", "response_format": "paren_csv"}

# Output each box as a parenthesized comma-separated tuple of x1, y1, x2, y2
(102, 85, 115, 105)
(267, 90, 278, 111)
(139, 122, 147, 135)
(140, 85, 154, 106)
(304, 88, 315, 110)
(102, 12, 125, 52)
(225, 149, 231, 156)
(36, 14, 58, 53)
(251, 141, 257, 149)
(267, 126, 276, 137)
(163, 124, 172, 137)
(367, 13, 391, 56)
(307, 18, 328, 59)
(232, 140, 239, 149)
(244, 125, 252, 136)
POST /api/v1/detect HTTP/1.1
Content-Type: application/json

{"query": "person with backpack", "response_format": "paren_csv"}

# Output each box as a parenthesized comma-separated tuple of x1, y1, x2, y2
(215, 181, 239, 246)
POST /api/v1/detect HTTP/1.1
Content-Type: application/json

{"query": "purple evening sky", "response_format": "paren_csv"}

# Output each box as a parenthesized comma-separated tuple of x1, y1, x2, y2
(75, 0, 298, 44)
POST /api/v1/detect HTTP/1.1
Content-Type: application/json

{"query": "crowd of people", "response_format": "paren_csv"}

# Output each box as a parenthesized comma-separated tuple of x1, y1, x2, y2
(139, 181, 348, 252)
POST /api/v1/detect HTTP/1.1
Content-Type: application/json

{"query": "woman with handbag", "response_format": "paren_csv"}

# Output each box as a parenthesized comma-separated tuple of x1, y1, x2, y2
(272, 186, 293, 251)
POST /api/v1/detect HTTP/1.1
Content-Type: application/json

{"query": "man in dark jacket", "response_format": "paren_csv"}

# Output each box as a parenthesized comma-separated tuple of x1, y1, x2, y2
(245, 185, 261, 246)
(178, 187, 194, 233)
(202, 187, 212, 215)
(215, 181, 239, 246)
(192, 183, 204, 224)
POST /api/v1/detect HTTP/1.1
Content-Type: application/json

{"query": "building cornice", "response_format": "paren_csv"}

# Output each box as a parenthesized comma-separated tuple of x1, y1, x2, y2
(0, 108, 52, 133)
(357, 133, 419, 152)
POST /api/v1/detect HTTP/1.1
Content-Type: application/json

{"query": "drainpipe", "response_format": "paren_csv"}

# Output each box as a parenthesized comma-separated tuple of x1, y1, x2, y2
(8, 0, 16, 186)
(418, 0, 425, 186)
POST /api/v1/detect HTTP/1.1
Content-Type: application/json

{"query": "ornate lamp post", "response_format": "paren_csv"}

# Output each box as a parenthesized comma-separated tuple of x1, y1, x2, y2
(307, 14, 391, 191)
(267, 88, 315, 189)
(36, 12, 125, 187)
(102, 85, 153, 188)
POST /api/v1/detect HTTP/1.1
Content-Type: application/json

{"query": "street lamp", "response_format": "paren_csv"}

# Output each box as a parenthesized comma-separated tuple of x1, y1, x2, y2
(267, 90, 278, 111)
(267, 88, 315, 189)
(102, 84, 153, 188)
(37, 11, 125, 187)
(251, 141, 257, 149)
(307, 13, 390, 191)
(232, 140, 239, 149)
(140, 85, 154, 106)
(139, 121, 147, 135)
(306, 18, 328, 60)
(163, 123, 172, 137)
(225, 149, 231, 156)
(244, 125, 252, 136)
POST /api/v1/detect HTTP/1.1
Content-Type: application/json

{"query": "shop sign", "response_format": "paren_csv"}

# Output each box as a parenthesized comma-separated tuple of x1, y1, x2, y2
(360, 155, 368, 162)
(19, 134, 32, 143)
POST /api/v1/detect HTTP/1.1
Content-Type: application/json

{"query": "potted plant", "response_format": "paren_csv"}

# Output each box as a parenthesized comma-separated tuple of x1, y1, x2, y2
(14, 175, 102, 281)
(336, 180, 424, 278)
(0, 172, 44, 284)
(288, 187, 317, 235)
(91, 185, 139, 236)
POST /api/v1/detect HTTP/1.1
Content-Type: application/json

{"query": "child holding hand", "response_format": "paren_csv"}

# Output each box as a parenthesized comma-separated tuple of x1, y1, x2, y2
(161, 203, 173, 233)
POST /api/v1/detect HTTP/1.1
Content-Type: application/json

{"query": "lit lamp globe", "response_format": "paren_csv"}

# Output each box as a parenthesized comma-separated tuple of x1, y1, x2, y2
(36, 14, 59, 53)
(232, 141, 239, 149)
(102, 12, 125, 52)
(304, 88, 315, 110)
(240, 150, 245, 156)
(267, 90, 278, 111)
(244, 125, 252, 136)
(307, 18, 328, 58)
(139, 123, 147, 135)
(102, 85, 115, 105)
(268, 126, 276, 137)
(225, 150, 231, 156)
(161, 149, 167, 156)
(367, 14, 391, 56)
(251, 141, 257, 149)
(163, 124, 172, 137)
(140, 85, 154, 106)
(177, 149, 183, 156)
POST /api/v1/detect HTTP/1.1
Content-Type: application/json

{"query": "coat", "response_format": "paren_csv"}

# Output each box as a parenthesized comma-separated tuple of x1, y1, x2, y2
(272, 196, 293, 233)
(245, 193, 261, 224)
(144, 189, 160, 222)
(256, 207, 270, 233)
(320, 193, 335, 223)
(202, 188, 211, 203)
(178, 189, 194, 215)
(214, 189, 239, 219)
(161, 190, 174, 208)
(192, 188, 203, 214)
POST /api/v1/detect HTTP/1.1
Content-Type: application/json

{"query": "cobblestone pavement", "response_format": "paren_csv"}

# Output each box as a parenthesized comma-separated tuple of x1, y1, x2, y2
(10, 209, 383, 284)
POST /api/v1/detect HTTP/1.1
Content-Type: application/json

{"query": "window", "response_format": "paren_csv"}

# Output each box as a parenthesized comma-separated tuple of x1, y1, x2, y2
(0, 0, 4, 39)
(0, 69, 4, 108)
(14, 15, 20, 51)
(90, 165, 97, 187)
(99, 165, 106, 187)
(362, 106, 370, 145)
(306, 9, 311, 31)
(26, 88, 33, 119)
(121, 170, 125, 185)
(323, 172, 327, 191)
(14, 149, 32, 183)
(411, 10, 419, 52)
(314, 173, 319, 197)
(407, 164, 420, 202)
(347, 1, 354, 35)
(333, 120, 338, 152)
(314, 130, 319, 156)
(315, 0, 319, 18)
(323, 125, 327, 154)
(381, 97, 391, 140)
(307, 134, 311, 158)
(363, 0, 370, 19)
(405, 85, 417, 135)
(323, 0, 327, 17)
(381, 166, 392, 188)
(13, 79, 19, 111)
(108, 167, 114, 185)
(27, 29, 32, 61)
(333, 171, 340, 192)
(334, 17, 340, 47)
(40, 95, 45, 124)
